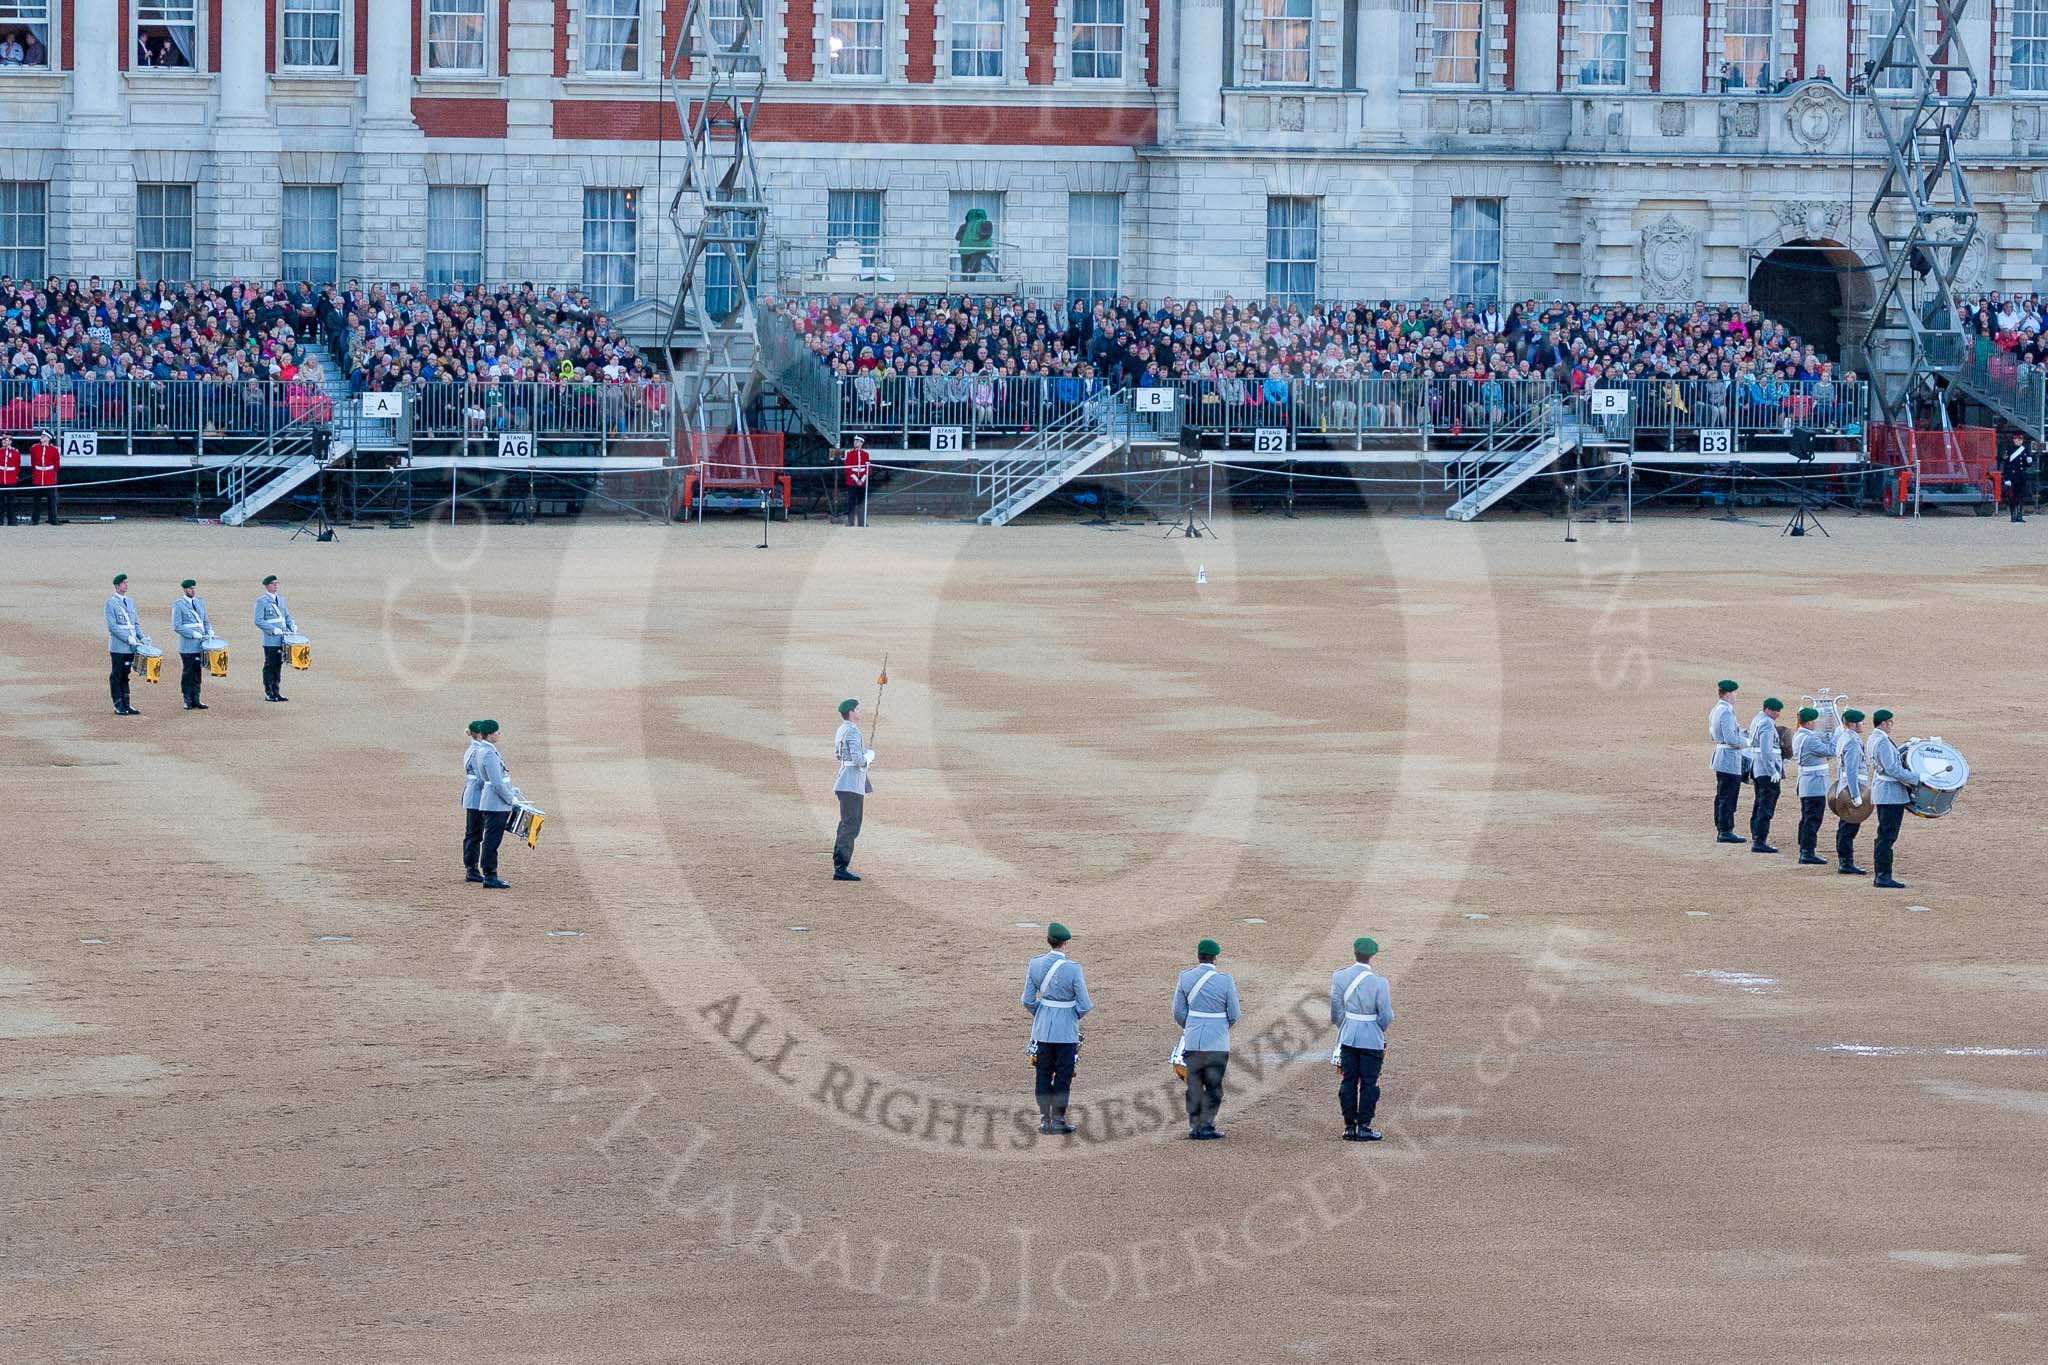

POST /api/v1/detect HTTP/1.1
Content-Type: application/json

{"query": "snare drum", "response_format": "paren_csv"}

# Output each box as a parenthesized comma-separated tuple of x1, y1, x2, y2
(1903, 737, 1969, 819)
(133, 640, 164, 685)
(200, 636, 230, 678)
(282, 632, 311, 671)
(509, 802, 547, 849)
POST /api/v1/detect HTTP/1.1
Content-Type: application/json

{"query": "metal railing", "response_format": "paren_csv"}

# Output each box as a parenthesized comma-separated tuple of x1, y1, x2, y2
(973, 389, 1132, 517)
(1443, 396, 1560, 506)
(755, 306, 842, 445)
(779, 236, 1024, 290)
(1954, 349, 2046, 437)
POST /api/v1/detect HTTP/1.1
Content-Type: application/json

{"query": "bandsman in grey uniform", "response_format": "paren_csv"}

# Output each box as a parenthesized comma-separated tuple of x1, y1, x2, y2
(1173, 938, 1242, 1141)
(253, 574, 297, 703)
(1330, 936, 1393, 1142)
(1022, 922, 1092, 1136)
(171, 578, 213, 710)
(105, 573, 142, 716)
(831, 697, 873, 882)
(461, 719, 520, 889)
(1791, 706, 1830, 865)
(1868, 708, 1921, 890)
(1708, 679, 1749, 843)
(1746, 697, 1786, 853)
(1833, 709, 1869, 876)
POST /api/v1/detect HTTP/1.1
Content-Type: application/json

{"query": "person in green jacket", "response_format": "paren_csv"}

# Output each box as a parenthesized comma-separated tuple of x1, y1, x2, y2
(957, 208, 994, 277)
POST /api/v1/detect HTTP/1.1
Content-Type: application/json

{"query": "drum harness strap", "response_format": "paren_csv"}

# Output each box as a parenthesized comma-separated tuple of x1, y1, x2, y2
(1342, 966, 1379, 1022)
(1184, 969, 1225, 1020)
(1033, 958, 1074, 1009)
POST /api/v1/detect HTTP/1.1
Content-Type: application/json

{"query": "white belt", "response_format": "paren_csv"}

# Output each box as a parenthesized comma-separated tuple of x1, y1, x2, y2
(1798, 763, 1828, 770)
(1344, 1011, 1379, 1022)
(1188, 1010, 1227, 1019)
(1037, 999, 1076, 1009)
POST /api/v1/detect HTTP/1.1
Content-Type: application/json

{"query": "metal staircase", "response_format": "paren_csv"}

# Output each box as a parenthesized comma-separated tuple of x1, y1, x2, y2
(975, 392, 1135, 526)
(216, 338, 358, 525)
(1443, 397, 1574, 521)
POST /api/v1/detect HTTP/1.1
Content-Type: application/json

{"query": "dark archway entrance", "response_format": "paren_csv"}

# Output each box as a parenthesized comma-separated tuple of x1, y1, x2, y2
(1749, 238, 1872, 361)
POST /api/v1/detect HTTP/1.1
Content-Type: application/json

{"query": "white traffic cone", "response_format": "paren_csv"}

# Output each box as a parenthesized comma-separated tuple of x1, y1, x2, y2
(1197, 564, 1206, 584)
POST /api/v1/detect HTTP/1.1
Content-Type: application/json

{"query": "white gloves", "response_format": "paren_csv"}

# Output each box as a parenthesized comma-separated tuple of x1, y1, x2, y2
(863, 750, 875, 767)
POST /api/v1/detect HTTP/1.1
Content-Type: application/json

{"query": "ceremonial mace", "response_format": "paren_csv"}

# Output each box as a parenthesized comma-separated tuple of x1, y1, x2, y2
(866, 654, 889, 749)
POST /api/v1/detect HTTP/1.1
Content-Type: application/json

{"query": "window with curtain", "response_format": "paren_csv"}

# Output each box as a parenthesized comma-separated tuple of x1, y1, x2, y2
(427, 0, 488, 73)
(1451, 198, 1502, 301)
(707, 0, 752, 54)
(281, 0, 342, 68)
(135, 1, 198, 67)
(582, 189, 639, 308)
(583, 0, 640, 73)
(1432, 0, 1483, 85)
(1722, 0, 1773, 87)
(950, 0, 1004, 77)
(282, 186, 341, 285)
(0, 182, 48, 279)
(1863, 0, 1917, 90)
(1071, 0, 1124, 78)
(0, 3, 53, 67)
(825, 190, 884, 268)
(137, 183, 195, 283)
(2020, 0, 2048, 92)
(1578, 0, 1628, 86)
(948, 191, 1003, 278)
(1066, 193, 1121, 301)
(828, 0, 884, 76)
(704, 209, 756, 320)
(1265, 198, 1318, 306)
(426, 186, 486, 287)
(1261, 0, 1312, 83)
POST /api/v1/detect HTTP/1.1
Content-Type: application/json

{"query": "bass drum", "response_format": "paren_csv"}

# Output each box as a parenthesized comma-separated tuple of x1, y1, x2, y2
(1904, 737, 1968, 819)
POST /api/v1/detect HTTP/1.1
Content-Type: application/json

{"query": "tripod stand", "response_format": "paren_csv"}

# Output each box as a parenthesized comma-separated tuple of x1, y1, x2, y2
(1161, 454, 1214, 538)
(289, 451, 338, 542)
(1782, 490, 1828, 537)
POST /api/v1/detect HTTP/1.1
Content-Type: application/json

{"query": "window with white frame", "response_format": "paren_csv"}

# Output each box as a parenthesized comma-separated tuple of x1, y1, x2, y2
(137, 183, 196, 283)
(949, 191, 1003, 278)
(583, 188, 639, 308)
(1066, 192, 1120, 301)
(1721, 0, 1772, 87)
(1072, 0, 1124, 79)
(826, 190, 883, 268)
(583, 0, 641, 73)
(426, 186, 486, 286)
(707, 0, 752, 54)
(950, 0, 1004, 78)
(1451, 198, 1502, 301)
(1265, 197, 1318, 306)
(0, 182, 47, 279)
(1432, 0, 1483, 86)
(828, 0, 884, 77)
(2034, 208, 2048, 275)
(1864, 0, 1917, 90)
(1577, 0, 1628, 87)
(2020, 0, 2048, 93)
(426, 0, 488, 74)
(135, 1, 198, 68)
(282, 186, 341, 285)
(0, 3, 53, 67)
(1261, 0, 1312, 83)
(281, 0, 342, 68)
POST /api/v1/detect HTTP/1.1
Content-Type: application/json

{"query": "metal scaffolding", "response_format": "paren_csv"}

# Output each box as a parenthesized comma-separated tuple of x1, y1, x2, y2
(662, 0, 767, 441)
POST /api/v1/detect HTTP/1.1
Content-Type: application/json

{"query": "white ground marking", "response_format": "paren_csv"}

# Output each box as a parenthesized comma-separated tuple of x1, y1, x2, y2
(1013, 922, 1040, 929)
(1694, 969, 1778, 994)
(316, 935, 353, 944)
(1819, 1044, 2048, 1058)
(1888, 1251, 2029, 1271)
(1906, 904, 1933, 913)
(78, 939, 108, 945)
(545, 930, 582, 939)
(788, 926, 812, 933)
(1243, 916, 1267, 924)
(1462, 912, 1489, 920)
(1684, 911, 1710, 917)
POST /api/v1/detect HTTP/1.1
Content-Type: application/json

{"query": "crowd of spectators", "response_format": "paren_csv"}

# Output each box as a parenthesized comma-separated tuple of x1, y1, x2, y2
(1963, 293, 2048, 370)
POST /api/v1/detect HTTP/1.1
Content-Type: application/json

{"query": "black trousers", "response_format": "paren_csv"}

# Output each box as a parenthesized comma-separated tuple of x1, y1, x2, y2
(180, 652, 203, 705)
(263, 645, 284, 697)
(464, 808, 510, 876)
(29, 487, 56, 524)
(1873, 803, 1906, 878)
(1338, 1045, 1386, 1129)
(1033, 1041, 1077, 1119)
(0, 487, 14, 524)
(1183, 1050, 1229, 1131)
(1714, 771, 1744, 834)
(2012, 476, 2030, 521)
(833, 791, 864, 870)
(1749, 778, 1781, 844)
(1836, 813, 1862, 864)
(1798, 795, 1825, 856)
(109, 652, 133, 709)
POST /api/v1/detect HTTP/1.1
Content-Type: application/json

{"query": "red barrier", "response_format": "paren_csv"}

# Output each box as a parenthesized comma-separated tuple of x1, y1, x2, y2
(1866, 423, 1996, 484)
(687, 433, 786, 487)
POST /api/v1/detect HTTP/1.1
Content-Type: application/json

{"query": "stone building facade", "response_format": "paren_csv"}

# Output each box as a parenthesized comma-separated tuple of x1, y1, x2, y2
(2, 0, 2045, 342)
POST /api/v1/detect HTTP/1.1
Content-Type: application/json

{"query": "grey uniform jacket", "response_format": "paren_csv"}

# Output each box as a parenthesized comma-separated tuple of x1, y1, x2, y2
(1747, 711, 1785, 782)
(462, 739, 521, 812)
(105, 594, 142, 653)
(253, 592, 297, 647)
(1870, 731, 1918, 806)
(1835, 731, 1867, 803)
(1330, 963, 1394, 1050)
(833, 719, 872, 796)
(172, 596, 212, 654)
(1709, 699, 1748, 775)
(1173, 964, 1242, 1053)
(1791, 727, 1831, 799)
(1022, 949, 1093, 1045)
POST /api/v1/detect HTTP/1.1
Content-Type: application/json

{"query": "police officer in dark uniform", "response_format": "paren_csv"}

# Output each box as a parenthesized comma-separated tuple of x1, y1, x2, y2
(2005, 438, 2033, 523)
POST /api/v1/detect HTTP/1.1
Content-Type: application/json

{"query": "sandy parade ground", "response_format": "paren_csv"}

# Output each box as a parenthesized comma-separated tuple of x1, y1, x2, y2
(2, 504, 2045, 1364)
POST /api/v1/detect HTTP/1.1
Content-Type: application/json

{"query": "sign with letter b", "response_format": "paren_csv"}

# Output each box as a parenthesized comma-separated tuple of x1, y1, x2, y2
(1253, 427, 1289, 453)
(1698, 428, 1733, 456)
(930, 426, 965, 453)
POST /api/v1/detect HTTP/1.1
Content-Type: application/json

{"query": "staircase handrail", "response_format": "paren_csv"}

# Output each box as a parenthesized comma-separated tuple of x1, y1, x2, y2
(974, 389, 1126, 515)
(755, 306, 843, 446)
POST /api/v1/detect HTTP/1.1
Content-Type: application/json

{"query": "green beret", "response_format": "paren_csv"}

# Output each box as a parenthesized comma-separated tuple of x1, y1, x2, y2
(1196, 938, 1221, 958)
(1763, 698, 1783, 712)
(1798, 707, 1819, 722)
(838, 698, 859, 716)
(1354, 936, 1379, 956)
(112, 574, 127, 586)
(262, 575, 278, 586)
(1718, 679, 1739, 692)
(469, 719, 499, 735)
(1841, 708, 1865, 723)
(180, 578, 197, 589)
(1872, 708, 1894, 725)
(1046, 922, 1072, 943)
